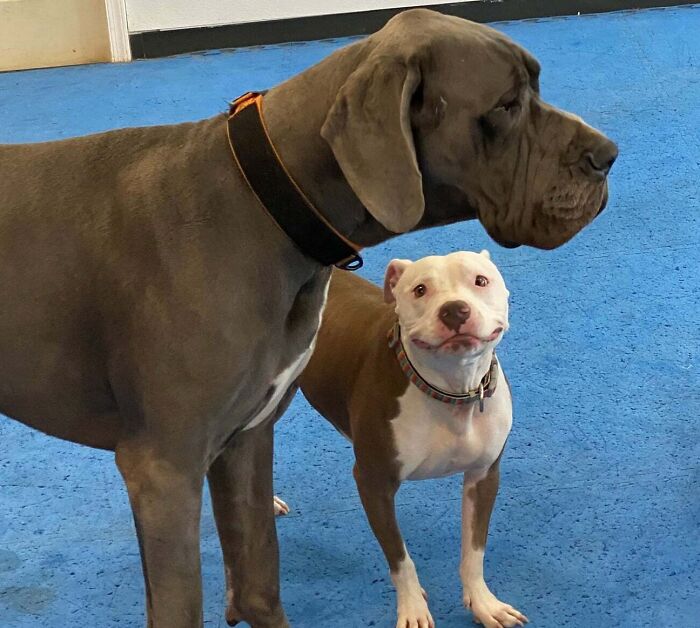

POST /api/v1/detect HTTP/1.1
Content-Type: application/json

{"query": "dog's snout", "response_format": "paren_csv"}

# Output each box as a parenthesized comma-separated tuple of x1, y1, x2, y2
(438, 300, 470, 332)
(580, 138, 618, 179)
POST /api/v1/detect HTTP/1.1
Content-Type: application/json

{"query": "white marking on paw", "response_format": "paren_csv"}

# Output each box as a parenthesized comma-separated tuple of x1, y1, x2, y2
(392, 555, 435, 628)
(273, 495, 289, 516)
(464, 579, 528, 628)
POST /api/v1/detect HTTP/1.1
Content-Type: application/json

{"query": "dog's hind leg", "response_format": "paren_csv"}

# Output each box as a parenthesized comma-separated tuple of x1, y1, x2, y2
(208, 419, 289, 628)
(116, 442, 206, 628)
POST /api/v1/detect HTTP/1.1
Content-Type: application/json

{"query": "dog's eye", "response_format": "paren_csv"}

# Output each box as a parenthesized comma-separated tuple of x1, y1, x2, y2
(496, 98, 520, 114)
(480, 98, 520, 141)
(475, 275, 489, 287)
(413, 284, 427, 298)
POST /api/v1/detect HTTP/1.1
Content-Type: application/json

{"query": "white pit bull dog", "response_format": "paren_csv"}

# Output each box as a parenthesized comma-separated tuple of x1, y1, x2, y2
(295, 251, 525, 628)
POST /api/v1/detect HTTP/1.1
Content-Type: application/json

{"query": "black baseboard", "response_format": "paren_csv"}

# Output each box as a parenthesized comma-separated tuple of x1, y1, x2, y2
(129, 1, 698, 59)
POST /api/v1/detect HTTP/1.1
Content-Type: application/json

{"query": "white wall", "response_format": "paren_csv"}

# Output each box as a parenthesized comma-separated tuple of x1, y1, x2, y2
(126, 1, 478, 33)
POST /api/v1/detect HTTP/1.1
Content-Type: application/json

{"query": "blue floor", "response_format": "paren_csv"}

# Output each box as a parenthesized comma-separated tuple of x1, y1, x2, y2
(1, 5, 699, 628)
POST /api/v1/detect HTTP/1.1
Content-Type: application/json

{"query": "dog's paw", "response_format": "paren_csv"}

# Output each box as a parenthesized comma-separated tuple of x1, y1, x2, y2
(396, 596, 435, 628)
(273, 495, 290, 516)
(464, 584, 527, 628)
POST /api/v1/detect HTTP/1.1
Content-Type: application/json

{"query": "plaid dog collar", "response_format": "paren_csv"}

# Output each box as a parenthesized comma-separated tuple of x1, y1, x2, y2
(387, 322, 498, 411)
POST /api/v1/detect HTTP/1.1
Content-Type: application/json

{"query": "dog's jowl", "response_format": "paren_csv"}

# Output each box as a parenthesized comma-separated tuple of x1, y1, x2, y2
(0, 8, 615, 627)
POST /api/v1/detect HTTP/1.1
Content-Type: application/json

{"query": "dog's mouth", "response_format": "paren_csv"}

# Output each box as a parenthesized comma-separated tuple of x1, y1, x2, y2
(412, 327, 504, 352)
(540, 178, 609, 225)
(595, 184, 609, 216)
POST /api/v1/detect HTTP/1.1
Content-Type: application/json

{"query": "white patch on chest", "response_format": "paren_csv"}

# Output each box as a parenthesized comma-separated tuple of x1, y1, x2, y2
(392, 363, 513, 481)
(243, 277, 330, 431)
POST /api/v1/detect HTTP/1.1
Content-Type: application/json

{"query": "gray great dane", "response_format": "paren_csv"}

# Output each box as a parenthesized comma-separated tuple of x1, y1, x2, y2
(0, 9, 617, 628)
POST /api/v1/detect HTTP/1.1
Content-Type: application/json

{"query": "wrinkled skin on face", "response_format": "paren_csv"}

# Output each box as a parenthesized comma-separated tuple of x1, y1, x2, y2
(321, 10, 618, 249)
(406, 14, 617, 249)
(384, 250, 510, 358)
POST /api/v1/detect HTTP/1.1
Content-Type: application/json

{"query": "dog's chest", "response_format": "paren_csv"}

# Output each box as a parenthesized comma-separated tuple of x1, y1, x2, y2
(391, 368, 512, 481)
(243, 275, 330, 431)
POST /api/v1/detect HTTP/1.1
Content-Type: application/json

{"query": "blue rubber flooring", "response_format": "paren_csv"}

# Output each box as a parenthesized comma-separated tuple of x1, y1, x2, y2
(1, 5, 699, 628)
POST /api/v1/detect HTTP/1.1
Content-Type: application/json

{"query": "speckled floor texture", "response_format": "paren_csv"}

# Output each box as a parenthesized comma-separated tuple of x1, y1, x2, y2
(1, 5, 699, 628)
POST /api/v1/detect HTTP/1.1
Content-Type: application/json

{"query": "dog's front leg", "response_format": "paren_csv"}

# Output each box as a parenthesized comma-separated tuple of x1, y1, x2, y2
(460, 460, 528, 628)
(208, 420, 288, 628)
(116, 442, 206, 628)
(353, 464, 434, 628)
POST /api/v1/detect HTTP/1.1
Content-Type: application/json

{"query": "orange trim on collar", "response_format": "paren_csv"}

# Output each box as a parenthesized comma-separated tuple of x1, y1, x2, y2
(226, 91, 363, 269)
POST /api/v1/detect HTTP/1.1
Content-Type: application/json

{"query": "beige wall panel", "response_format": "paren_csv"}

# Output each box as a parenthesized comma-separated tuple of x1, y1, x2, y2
(0, 0, 111, 72)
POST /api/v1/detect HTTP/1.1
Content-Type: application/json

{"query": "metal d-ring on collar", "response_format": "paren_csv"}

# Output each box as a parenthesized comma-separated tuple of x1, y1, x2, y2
(226, 91, 364, 271)
(387, 322, 499, 411)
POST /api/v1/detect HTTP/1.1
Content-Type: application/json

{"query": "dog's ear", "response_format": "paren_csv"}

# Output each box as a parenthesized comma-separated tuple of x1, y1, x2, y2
(322, 57, 424, 234)
(383, 259, 412, 303)
(479, 249, 491, 260)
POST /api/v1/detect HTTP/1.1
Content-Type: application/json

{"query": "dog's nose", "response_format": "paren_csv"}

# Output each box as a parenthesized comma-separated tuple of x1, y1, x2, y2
(439, 300, 470, 332)
(580, 138, 618, 179)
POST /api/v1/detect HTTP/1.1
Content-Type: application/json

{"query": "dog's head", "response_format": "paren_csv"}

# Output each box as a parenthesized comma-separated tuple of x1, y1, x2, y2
(322, 9, 618, 249)
(384, 250, 509, 357)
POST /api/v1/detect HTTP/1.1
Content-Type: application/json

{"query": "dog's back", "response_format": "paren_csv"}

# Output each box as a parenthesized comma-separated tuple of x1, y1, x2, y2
(299, 268, 400, 438)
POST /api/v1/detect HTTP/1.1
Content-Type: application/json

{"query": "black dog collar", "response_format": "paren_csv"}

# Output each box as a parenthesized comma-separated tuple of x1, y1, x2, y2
(226, 92, 363, 270)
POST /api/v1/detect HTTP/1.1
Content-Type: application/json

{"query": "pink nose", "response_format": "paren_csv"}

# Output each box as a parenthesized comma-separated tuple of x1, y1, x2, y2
(438, 300, 470, 332)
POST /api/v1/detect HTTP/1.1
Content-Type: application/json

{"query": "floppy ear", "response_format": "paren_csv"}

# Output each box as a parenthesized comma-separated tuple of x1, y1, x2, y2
(322, 57, 424, 234)
(383, 259, 412, 303)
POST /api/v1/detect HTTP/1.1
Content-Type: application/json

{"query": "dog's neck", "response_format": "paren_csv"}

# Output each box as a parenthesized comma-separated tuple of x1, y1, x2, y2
(260, 44, 479, 249)
(262, 47, 385, 248)
(403, 338, 496, 396)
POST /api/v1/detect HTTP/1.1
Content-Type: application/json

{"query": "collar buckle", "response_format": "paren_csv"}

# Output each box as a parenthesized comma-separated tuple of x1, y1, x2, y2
(336, 254, 364, 271)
